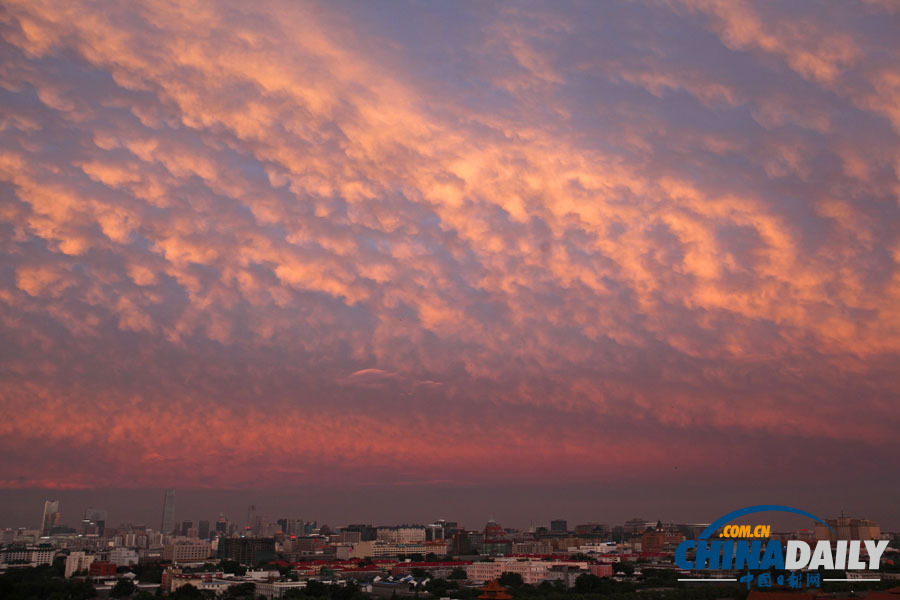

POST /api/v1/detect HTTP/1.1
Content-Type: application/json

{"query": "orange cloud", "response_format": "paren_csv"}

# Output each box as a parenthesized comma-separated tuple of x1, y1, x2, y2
(0, 0, 898, 491)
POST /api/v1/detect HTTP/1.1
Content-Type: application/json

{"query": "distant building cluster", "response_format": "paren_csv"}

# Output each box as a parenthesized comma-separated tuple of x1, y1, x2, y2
(814, 516, 882, 542)
(1, 491, 897, 598)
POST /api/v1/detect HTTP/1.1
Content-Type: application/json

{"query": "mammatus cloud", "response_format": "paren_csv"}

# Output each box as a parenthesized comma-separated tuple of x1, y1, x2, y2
(0, 0, 898, 490)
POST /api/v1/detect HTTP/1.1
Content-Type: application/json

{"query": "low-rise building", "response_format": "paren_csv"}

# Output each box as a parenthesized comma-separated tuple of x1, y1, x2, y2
(255, 580, 308, 599)
(163, 540, 211, 563)
(162, 568, 233, 594)
(589, 564, 613, 577)
(391, 561, 472, 579)
(424, 539, 448, 555)
(89, 560, 117, 577)
(370, 542, 427, 557)
(65, 551, 95, 577)
(1, 544, 56, 568)
(109, 548, 139, 567)
(376, 527, 426, 544)
(546, 564, 591, 589)
(513, 541, 553, 555)
(219, 537, 276, 564)
(467, 558, 592, 585)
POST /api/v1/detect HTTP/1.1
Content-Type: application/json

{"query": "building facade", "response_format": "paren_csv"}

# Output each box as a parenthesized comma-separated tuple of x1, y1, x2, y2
(163, 541, 212, 563)
(218, 537, 276, 565)
(815, 517, 881, 541)
(160, 489, 176, 534)
(40, 500, 60, 537)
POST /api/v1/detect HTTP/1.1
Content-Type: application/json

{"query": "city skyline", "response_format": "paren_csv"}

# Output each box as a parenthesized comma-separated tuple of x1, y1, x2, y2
(5, 493, 892, 535)
(2, 1, 900, 522)
(2, 487, 898, 533)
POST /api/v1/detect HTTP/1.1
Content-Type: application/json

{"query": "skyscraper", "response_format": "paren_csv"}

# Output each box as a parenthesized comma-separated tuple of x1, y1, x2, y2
(160, 489, 175, 534)
(179, 520, 193, 537)
(82, 507, 108, 536)
(215, 514, 228, 535)
(41, 500, 60, 537)
(550, 519, 568, 533)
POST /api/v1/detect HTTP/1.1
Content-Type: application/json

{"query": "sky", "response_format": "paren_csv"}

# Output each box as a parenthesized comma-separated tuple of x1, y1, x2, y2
(1, 0, 900, 530)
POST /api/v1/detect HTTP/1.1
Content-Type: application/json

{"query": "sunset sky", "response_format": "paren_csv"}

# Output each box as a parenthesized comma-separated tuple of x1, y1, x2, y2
(1, 0, 900, 528)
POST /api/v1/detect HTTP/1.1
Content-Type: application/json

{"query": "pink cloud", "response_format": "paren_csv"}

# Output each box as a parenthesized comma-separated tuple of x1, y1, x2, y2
(0, 0, 898, 491)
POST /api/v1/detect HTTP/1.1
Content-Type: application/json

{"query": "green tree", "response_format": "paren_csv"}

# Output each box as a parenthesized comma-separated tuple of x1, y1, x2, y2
(111, 577, 137, 598)
(304, 580, 329, 597)
(0, 565, 97, 600)
(536, 580, 561, 594)
(573, 573, 603, 593)
(614, 561, 636, 576)
(498, 572, 523, 588)
(425, 578, 455, 597)
(449, 568, 467, 580)
(51, 555, 67, 577)
(220, 560, 247, 576)
(224, 582, 256, 598)
(331, 580, 362, 600)
(172, 583, 204, 599)
(135, 566, 164, 584)
(570, 553, 590, 561)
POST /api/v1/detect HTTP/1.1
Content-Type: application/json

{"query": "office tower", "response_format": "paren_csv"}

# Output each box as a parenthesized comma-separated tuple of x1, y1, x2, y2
(277, 518, 305, 536)
(344, 523, 377, 541)
(550, 519, 568, 533)
(218, 537, 276, 564)
(180, 520, 193, 536)
(427, 521, 446, 541)
(82, 508, 108, 536)
(215, 514, 228, 535)
(161, 489, 176, 534)
(198, 520, 210, 539)
(41, 500, 60, 536)
(815, 516, 882, 541)
(251, 514, 272, 537)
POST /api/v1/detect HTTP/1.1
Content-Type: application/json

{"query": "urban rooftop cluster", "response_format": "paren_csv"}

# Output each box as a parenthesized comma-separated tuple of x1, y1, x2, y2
(1, 492, 899, 600)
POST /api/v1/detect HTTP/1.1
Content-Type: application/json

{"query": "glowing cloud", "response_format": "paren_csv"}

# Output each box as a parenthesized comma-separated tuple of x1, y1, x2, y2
(0, 0, 898, 490)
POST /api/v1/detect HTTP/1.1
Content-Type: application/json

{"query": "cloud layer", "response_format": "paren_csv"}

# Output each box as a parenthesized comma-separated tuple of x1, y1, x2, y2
(1, 0, 899, 492)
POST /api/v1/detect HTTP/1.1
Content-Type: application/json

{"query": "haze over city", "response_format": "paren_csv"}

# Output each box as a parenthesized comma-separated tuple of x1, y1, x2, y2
(2, 0, 900, 532)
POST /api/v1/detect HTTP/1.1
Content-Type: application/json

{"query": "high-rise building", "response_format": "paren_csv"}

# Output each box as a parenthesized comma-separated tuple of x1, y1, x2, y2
(278, 519, 306, 537)
(163, 540, 212, 563)
(377, 526, 427, 543)
(624, 517, 652, 535)
(344, 524, 378, 541)
(339, 530, 362, 544)
(217, 537, 276, 565)
(574, 522, 609, 535)
(215, 514, 228, 535)
(161, 489, 176, 534)
(179, 520, 193, 537)
(198, 520, 210, 540)
(40, 500, 60, 537)
(814, 516, 881, 541)
(550, 519, 568, 533)
(82, 508, 107, 536)
(65, 551, 95, 578)
(427, 520, 459, 541)
(250, 513, 273, 536)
